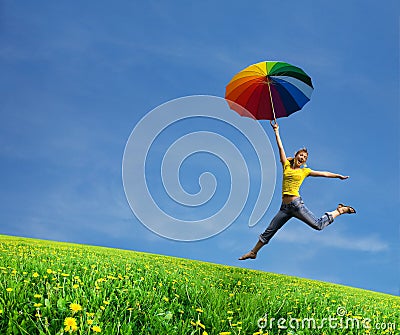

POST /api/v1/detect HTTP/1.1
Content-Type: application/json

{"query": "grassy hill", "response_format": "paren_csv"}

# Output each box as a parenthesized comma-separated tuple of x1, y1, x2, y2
(0, 234, 398, 334)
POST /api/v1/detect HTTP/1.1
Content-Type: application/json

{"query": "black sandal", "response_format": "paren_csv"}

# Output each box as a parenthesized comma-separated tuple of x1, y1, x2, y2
(337, 203, 356, 214)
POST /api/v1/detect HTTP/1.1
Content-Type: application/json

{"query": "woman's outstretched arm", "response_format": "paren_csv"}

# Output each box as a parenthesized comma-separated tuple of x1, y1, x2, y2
(309, 170, 349, 180)
(272, 123, 287, 165)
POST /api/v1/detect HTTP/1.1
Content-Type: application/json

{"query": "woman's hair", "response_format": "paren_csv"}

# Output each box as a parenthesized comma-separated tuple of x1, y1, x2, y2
(295, 147, 308, 157)
(288, 148, 308, 167)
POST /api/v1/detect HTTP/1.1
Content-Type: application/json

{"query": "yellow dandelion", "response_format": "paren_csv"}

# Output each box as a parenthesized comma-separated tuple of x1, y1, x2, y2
(70, 303, 83, 313)
(34, 294, 42, 298)
(196, 321, 206, 329)
(64, 317, 78, 332)
(33, 272, 39, 278)
(46, 269, 52, 274)
(92, 325, 101, 333)
(219, 332, 231, 335)
(196, 308, 204, 313)
(73, 284, 79, 289)
(87, 319, 94, 325)
(162, 297, 169, 302)
(100, 306, 105, 311)
(103, 300, 110, 305)
(6, 288, 13, 292)
(34, 303, 42, 308)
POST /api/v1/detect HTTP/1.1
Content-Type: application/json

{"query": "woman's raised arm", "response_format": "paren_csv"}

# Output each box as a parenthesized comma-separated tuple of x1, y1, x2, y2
(272, 122, 287, 165)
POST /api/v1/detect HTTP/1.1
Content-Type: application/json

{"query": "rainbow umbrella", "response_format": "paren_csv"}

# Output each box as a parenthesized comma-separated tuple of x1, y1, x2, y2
(225, 61, 313, 123)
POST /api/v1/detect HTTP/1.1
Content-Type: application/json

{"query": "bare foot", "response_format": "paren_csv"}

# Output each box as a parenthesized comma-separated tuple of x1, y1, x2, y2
(238, 250, 257, 260)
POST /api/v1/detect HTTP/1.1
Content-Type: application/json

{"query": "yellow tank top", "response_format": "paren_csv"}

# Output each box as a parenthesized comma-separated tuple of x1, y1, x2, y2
(282, 159, 312, 197)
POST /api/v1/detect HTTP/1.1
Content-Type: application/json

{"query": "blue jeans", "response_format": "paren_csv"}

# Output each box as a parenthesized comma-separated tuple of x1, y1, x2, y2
(259, 197, 334, 244)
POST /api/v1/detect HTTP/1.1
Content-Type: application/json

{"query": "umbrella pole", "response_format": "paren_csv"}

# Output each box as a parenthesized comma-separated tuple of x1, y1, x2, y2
(267, 80, 277, 125)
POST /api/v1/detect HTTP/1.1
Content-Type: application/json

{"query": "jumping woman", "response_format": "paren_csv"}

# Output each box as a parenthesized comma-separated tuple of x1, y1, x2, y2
(239, 122, 356, 261)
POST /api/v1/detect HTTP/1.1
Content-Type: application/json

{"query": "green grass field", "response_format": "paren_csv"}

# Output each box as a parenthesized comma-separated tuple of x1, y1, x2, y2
(0, 234, 398, 335)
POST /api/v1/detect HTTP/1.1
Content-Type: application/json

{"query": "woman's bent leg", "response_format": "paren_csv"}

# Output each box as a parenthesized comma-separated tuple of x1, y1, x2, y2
(294, 199, 333, 230)
(239, 207, 291, 260)
(259, 208, 292, 244)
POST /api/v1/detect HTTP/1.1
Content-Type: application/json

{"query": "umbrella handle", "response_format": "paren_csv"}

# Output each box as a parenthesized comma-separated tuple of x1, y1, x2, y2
(266, 80, 278, 126)
(270, 119, 277, 127)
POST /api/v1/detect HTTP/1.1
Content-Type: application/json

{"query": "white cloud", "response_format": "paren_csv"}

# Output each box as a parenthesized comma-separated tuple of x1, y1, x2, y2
(276, 225, 388, 252)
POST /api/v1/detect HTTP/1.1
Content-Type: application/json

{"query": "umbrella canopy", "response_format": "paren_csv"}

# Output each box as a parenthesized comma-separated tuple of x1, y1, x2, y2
(225, 61, 313, 122)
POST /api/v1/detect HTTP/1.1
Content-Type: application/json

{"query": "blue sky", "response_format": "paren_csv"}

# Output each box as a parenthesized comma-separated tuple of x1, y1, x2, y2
(0, 1, 398, 295)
